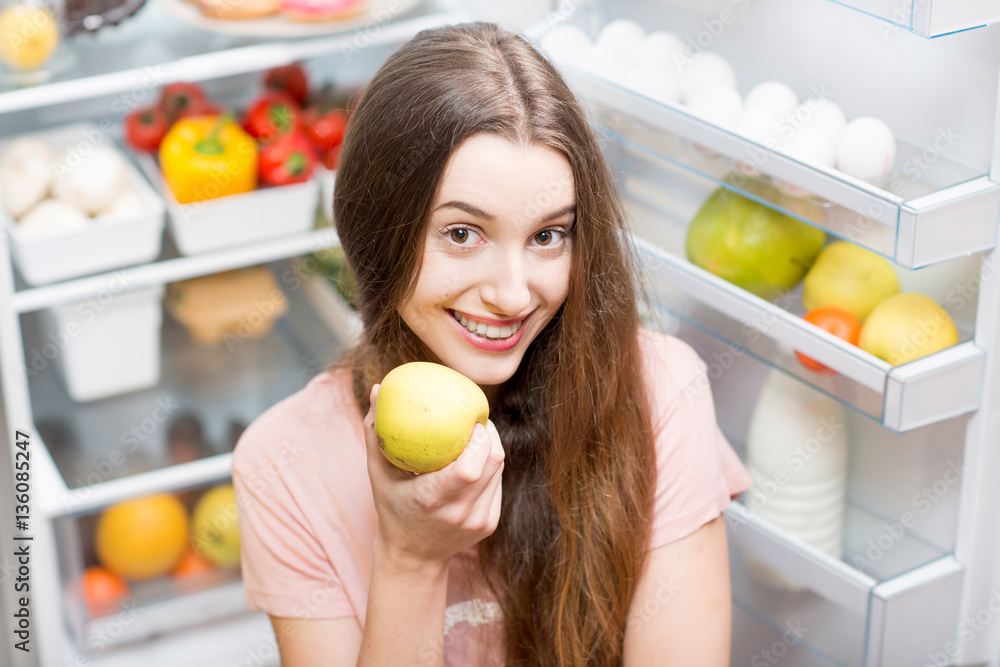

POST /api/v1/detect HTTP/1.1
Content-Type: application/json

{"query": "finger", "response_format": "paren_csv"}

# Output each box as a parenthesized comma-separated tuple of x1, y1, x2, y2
(472, 459, 503, 535)
(436, 422, 492, 493)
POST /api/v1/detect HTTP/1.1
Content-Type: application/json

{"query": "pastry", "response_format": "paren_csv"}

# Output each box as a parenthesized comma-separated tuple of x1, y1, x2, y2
(282, 0, 364, 23)
(195, 0, 280, 20)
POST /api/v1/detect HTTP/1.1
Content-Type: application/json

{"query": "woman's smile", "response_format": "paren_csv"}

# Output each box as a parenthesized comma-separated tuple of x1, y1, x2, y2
(447, 308, 531, 351)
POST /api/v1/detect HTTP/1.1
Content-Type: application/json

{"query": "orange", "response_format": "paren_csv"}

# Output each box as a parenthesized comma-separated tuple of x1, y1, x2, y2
(170, 546, 215, 578)
(81, 566, 129, 616)
(95, 494, 189, 580)
(795, 306, 861, 375)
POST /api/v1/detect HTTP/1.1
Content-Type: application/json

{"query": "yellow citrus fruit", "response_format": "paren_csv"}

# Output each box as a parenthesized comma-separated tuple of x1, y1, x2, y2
(191, 484, 241, 568)
(0, 5, 59, 71)
(95, 494, 189, 580)
(858, 292, 959, 366)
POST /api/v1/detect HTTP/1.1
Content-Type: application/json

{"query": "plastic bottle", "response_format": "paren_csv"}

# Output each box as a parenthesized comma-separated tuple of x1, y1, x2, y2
(741, 367, 849, 591)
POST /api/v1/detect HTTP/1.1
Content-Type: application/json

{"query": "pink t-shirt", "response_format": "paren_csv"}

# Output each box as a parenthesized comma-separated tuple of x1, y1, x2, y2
(232, 328, 751, 665)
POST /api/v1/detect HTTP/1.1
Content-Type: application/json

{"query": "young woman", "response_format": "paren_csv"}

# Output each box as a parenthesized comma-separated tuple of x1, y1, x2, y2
(232, 22, 751, 667)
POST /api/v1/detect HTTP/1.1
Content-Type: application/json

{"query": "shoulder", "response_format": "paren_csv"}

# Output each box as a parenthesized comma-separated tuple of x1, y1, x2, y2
(232, 367, 362, 482)
(637, 328, 711, 409)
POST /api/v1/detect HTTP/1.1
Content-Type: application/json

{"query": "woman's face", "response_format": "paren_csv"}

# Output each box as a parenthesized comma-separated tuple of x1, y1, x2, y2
(398, 133, 575, 391)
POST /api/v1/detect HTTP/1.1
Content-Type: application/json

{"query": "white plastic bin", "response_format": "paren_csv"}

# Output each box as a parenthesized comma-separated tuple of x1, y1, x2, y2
(134, 152, 319, 256)
(39, 285, 165, 402)
(0, 123, 166, 286)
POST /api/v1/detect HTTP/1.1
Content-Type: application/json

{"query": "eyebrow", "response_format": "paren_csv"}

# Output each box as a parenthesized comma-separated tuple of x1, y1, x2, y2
(434, 201, 576, 223)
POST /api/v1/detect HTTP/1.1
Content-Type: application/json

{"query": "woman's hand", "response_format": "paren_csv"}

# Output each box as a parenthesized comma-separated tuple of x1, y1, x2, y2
(364, 384, 505, 572)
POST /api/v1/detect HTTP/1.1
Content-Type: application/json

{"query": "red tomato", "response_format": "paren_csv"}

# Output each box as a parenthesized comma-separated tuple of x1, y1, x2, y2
(303, 106, 347, 152)
(795, 306, 862, 374)
(243, 91, 302, 143)
(264, 64, 309, 107)
(175, 98, 224, 121)
(259, 132, 318, 186)
(159, 82, 206, 124)
(124, 106, 168, 151)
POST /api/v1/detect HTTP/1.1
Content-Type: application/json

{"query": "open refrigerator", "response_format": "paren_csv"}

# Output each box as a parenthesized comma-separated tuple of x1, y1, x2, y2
(527, 0, 1000, 665)
(1, 0, 1000, 666)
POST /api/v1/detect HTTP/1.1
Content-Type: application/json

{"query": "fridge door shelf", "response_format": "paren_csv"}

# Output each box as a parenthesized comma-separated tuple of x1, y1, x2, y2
(24, 265, 355, 520)
(826, 0, 1000, 37)
(726, 501, 964, 666)
(569, 75, 999, 269)
(639, 240, 985, 433)
(527, 3, 1000, 269)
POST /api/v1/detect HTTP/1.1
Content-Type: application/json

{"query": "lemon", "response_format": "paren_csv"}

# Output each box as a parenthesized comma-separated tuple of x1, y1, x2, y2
(191, 484, 241, 568)
(858, 293, 959, 366)
(0, 4, 59, 71)
(803, 242, 900, 323)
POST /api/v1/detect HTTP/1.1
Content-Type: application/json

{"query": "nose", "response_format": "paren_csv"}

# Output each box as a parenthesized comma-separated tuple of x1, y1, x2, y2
(478, 247, 531, 317)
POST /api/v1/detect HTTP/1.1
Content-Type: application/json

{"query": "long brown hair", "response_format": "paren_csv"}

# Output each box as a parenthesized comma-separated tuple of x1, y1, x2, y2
(334, 22, 656, 666)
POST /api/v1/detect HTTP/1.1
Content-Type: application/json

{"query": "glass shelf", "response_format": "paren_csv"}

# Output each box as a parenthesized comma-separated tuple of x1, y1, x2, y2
(0, 0, 468, 115)
(23, 264, 352, 517)
(619, 129, 985, 433)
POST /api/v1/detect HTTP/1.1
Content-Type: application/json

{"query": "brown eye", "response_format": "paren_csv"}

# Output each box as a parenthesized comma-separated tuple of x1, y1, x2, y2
(535, 230, 553, 246)
(450, 228, 470, 243)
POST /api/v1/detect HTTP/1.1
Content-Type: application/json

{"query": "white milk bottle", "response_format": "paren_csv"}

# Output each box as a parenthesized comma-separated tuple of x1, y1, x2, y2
(741, 367, 849, 591)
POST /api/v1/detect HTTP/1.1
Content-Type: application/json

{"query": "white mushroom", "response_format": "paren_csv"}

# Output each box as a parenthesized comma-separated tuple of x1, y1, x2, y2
(52, 144, 127, 216)
(16, 199, 90, 241)
(0, 137, 54, 219)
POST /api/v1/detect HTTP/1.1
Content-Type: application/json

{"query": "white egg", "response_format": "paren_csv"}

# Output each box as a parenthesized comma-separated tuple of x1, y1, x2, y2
(597, 19, 646, 59)
(779, 124, 837, 168)
(735, 106, 781, 145)
(744, 81, 798, 117)
(581, 43, 635, 83)
(638, 31, 685, 68)
(678, 52, 737, 104)
(687, 85, 743, 127)
(800, 97, 847, 136)
(836, 117, 897, 183)
(627, 63, 680, 104)
(16, 199, 90, 241)
(540, 25, 592, 65)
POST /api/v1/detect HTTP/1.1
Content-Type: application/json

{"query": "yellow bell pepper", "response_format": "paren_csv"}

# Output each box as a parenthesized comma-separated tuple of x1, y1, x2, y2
(159, 113, 258, 204)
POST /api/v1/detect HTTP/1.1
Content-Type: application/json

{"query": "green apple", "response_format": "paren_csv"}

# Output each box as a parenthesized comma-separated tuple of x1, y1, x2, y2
(191, 484, 241, 568)
(803, 241, 900, 323)
(686, 187, 826, 301)
(859, 293, 959, 366)
(375, 362, 489, 474)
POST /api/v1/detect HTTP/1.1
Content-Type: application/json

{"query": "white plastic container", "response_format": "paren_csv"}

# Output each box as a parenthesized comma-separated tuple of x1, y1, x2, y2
(0, 123, 166, 286)
(38, 285, 165, 402)
(134, 151, 319, 256)
(741, 366, 850, 591)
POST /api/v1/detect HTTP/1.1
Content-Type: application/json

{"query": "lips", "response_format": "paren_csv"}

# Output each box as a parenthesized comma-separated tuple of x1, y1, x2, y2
(448, 309, 529, 352)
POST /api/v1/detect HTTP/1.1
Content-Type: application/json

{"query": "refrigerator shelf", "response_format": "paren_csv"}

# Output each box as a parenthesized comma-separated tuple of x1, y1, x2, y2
(0, 0, 469, 116)
(726, 501, 963, 666)
(10, 224, 341, 315)
(24, 266, 353, 520)
(825, 0, 1000, 37)
(639, 239, 985, 433)
(526, 0, 1000, 269)
(562, 72, 1000, 270)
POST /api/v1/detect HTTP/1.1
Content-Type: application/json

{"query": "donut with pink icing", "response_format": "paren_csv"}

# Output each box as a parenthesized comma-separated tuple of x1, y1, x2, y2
(282, 0, 365, 22)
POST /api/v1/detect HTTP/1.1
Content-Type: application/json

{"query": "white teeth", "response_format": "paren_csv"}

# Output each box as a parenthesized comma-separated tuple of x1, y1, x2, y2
(451, 310, 522, 339)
